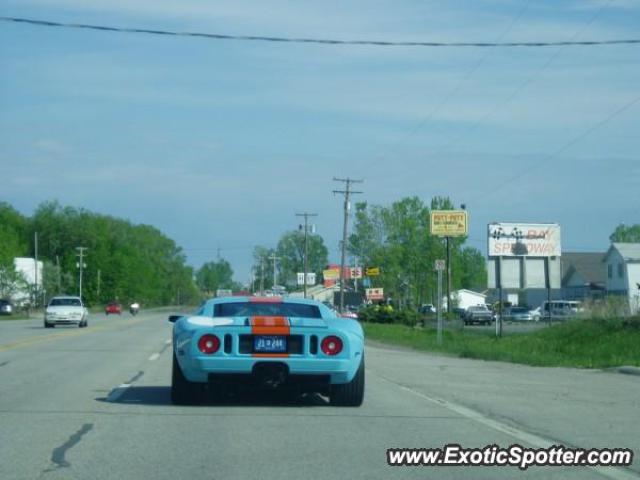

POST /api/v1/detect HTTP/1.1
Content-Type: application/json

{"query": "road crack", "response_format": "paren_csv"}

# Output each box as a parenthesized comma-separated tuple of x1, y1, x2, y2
(43, 422, 93, 473)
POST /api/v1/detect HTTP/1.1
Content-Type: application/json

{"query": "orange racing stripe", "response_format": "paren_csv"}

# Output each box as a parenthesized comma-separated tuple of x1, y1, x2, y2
(250, 316, 290, 357)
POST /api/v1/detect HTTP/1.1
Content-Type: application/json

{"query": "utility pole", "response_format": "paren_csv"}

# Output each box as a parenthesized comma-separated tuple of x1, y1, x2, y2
(34, 232, 39, 308)
(296, 212, 318, 298)
(333, 177, 363, 312)
(268, 253, 280, 291)
(76, 247, 87, 300)
(56, 255, 61, 294)
(446, 236, 452, 314)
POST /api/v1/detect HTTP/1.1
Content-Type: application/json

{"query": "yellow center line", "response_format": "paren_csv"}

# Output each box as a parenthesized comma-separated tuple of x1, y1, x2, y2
(0, 316, 151, 352)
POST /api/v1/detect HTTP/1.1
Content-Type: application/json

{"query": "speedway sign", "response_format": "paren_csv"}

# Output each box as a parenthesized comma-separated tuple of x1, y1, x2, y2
(488, 223, 561, 257)
(430, 210, 468, 237)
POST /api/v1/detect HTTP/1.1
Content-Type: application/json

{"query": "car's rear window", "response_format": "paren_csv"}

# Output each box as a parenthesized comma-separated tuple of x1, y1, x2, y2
(214, 302, 321, 318)
(50, 298, 81, 306)
(511, 307, 527, 313)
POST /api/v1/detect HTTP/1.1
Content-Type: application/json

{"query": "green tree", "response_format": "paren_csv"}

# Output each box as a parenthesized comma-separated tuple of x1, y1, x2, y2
(195, 259, 238, 295)
(348, 196, 486, 307)
(610, 224, 640, 243)
(252, 246, 276, 291)
(276, 230, 329, 288)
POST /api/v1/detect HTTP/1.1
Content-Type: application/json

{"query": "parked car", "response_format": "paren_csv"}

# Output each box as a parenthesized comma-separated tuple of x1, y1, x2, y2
(420, 304, 436, 315)
(0, 299, 13, 316)
(463, 305, 493, 325)
(168, 296, 365, 406)
(504, 306, 535, 322)
(105, 301, 122, 315)
(540, 300, 582, 320)
(44, 296, 88, 328)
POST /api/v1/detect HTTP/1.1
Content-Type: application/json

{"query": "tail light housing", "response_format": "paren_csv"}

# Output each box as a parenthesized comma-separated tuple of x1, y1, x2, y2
(197, 334, 220, 354)
(321, 335, 343, 356)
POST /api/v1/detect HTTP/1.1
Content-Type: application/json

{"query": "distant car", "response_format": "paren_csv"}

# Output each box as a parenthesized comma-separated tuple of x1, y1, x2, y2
(504, 306, 534, 322)
(44, 296, 88, 328)
(540, 300, 582, 320)
(169, 296, 365, 406)
(463, 305, 493, 325)
(105, 301, 122, 315)
(340, 310, 358, 320)
(0, 299, 13, 316)
(420, 304, 436, 315)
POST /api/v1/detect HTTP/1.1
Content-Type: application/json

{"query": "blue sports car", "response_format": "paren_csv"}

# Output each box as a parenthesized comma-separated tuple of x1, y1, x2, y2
(169, 296, 365, 406)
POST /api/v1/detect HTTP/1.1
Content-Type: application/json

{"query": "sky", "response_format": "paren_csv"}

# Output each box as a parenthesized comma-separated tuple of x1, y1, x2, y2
(1, 0, 638, 283)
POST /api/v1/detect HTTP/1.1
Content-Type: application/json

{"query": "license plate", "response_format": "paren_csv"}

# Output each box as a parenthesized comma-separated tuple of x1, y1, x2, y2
(254, 336, 287, 353)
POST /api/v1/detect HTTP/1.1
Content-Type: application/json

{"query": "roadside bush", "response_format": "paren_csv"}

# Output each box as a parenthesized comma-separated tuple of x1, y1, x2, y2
(358, 305, 421, 326)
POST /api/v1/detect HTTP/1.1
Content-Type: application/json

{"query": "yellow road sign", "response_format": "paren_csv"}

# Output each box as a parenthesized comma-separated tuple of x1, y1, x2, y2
(365, 267, 380, 276)
(430, 210, 468, 237)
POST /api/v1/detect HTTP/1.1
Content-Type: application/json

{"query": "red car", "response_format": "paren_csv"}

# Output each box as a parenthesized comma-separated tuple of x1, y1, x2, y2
(105, 301, 122, 315)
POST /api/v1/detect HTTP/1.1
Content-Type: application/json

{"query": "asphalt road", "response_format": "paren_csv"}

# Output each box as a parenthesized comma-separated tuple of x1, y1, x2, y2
(1, 311, 638, 480)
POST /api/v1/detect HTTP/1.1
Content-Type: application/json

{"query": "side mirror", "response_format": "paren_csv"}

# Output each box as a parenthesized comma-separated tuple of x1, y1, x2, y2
(168, 314, 182, 323)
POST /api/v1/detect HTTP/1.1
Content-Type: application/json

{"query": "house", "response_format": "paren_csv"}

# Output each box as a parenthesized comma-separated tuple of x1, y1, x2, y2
(561, 252, 606, 300)
(11, 257, 43, 306)
(603, 243, 640, 315)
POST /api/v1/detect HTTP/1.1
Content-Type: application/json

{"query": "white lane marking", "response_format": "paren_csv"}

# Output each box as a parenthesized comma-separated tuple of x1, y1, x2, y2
(148, 353, 160, 361)
(377, 374, 639, 480)
(106, 383, 131, 402)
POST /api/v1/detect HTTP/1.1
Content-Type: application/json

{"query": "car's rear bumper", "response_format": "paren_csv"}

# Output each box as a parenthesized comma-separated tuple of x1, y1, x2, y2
(180, 354, 360, 385)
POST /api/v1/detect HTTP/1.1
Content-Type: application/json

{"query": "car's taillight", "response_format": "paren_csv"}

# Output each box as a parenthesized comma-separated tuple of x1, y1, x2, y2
(197, 334, 220, 354)
(321, 335, 343, 356)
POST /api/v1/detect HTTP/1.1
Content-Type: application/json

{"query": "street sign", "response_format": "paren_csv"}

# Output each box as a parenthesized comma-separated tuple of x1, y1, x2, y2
(365, 267, 380, 276)
(488, 223, 561, 257)
(323, 269, 340, 280)
(297, 272, 317, 285)
(435, 259, 446, 271)
(430, 210, 468, 237)
(350, 267, 363, 279)
(365, 288, 384, 301)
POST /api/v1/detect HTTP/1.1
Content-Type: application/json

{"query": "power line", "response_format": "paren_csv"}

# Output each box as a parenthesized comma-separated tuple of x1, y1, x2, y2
(1, 16, 639, 48)
(468, 94, 640, 205)
(380, 0, 533, 160)
(421, 0, 616, 159)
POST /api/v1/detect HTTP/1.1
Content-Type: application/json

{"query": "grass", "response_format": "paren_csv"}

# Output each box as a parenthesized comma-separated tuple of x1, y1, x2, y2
(363, 317, 640, 368)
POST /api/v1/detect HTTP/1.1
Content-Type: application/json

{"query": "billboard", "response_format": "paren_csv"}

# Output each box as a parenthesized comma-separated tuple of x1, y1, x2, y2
(488, 223, 561, 258)
(365, 288, 384, 301)
(430, 210, 468, 237)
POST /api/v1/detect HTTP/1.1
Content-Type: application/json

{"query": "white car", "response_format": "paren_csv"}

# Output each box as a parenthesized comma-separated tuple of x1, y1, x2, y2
(44, 296, 89, 328)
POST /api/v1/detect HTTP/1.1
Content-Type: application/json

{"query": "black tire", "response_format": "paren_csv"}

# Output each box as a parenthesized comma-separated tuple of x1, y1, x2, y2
(171, 352, 204, 405)
(330, 355, 365, 407)
(44, 321, 53, 328)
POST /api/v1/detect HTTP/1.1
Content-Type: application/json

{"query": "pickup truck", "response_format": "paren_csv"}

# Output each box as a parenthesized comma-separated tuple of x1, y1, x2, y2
(463, 305, 493, 325)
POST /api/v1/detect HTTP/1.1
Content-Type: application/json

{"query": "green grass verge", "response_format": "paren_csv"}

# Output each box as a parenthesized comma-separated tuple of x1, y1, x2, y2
(363, 317, 640, 368)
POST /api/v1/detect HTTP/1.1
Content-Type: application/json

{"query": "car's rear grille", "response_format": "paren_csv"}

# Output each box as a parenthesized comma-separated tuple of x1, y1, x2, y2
(238, 334, 304, 354)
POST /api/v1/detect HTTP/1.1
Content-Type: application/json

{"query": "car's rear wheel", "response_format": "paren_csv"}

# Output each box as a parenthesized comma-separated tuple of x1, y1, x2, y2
(171, 352, 204, 405)
(44, 321, 53, 328)
(330, 355, 365, 407)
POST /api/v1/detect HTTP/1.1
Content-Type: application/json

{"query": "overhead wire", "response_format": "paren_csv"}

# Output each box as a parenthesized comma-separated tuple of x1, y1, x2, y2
(421, 0, 616, 160)
(378, 0, 533, 160)
(465, 94, 640, 204)
(0, 15, 638, 47)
